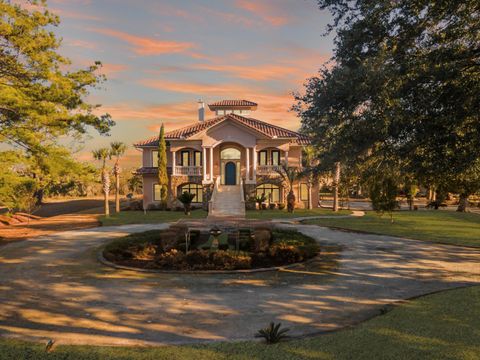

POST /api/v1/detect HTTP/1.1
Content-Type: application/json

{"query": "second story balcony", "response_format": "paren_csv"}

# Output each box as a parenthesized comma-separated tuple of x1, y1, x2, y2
(174, 166, 202, 176)
(257, 165, 282, 176)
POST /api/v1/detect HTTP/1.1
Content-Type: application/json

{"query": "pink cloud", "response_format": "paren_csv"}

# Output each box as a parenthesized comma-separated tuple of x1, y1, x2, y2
(235, 0, 291, 26)
(99, 63, 129, 78)
(191, 63, 298, 81)
(90, 28, 195, 56)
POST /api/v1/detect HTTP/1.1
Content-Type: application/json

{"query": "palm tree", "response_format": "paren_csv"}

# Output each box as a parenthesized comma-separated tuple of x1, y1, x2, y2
(92, 148, 111, 217)
(302, 146, 317, 209)
(275, 164, 302, 213)
(110, 141, 127, 213)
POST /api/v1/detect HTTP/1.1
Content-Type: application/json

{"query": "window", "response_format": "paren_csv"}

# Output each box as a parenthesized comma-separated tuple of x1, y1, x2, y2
(181, 150, 190, 166)
(153, 184, 162, 201)
(221, 148, 241, 159)
(179, 183, 203, 203)
(259, 150, 267, 165)
(152, 150, 158, 167)
(194, 151, 202, 166)
(271, 150, 280, 166)
(256, 184, 281, 203)
(300, 183, 309, 201)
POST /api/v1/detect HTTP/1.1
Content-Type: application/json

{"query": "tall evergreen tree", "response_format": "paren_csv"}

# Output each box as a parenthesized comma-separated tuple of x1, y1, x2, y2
(0, 1, 114, 155)
(157, 124, 168, 208)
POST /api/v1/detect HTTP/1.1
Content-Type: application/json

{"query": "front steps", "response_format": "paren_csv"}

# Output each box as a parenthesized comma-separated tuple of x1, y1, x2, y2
(208, 184, 246, 219)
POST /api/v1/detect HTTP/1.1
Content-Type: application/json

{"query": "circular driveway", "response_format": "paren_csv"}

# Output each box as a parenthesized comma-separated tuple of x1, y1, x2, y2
(0, 223, 479, 346)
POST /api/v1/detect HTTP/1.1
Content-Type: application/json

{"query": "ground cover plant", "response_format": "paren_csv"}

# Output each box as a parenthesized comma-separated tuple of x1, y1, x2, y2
(103, 227, 320, 271)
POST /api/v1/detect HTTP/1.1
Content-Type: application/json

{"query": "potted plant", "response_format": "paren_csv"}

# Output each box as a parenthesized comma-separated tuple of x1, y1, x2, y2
(254, 193, 267, 211)
(177, 191, 196, 215)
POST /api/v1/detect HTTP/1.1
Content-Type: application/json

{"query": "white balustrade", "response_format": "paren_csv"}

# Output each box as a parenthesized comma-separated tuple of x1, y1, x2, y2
(174, 166, 203, 176)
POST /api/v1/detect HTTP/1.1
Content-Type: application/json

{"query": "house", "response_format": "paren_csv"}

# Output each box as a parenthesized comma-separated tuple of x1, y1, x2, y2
(134, 100, 320, 217)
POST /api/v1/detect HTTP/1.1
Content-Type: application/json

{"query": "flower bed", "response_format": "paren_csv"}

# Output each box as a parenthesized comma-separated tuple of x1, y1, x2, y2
(102, 226, 320, 271)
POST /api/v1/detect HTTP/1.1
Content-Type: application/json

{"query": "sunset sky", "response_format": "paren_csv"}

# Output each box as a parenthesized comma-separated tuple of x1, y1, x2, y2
(44, 0, 334, 167)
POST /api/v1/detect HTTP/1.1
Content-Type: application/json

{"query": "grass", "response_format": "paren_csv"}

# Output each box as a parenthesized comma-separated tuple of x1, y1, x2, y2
(304, 210, 480, 247)
(99, 209, 208, 226)
(246, 208, 351, 219)
(1, 285, 479, 359)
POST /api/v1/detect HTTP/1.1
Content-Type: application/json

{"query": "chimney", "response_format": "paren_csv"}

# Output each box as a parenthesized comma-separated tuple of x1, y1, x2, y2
(198, 99, 205, 122)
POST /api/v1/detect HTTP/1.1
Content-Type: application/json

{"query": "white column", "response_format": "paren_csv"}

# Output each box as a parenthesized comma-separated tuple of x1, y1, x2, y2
(246, 147, 250, 181)
(253, 145, 257, 179)
(172, 151, 176, 175)
(202, 147, 207, 182)
(285, 151, 289, 167)
(209, 147, 213, 181)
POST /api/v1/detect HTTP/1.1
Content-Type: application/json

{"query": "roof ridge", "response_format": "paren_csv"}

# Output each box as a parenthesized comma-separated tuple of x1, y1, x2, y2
(230, 113, 307, 138)
(164, 114, 227, 137)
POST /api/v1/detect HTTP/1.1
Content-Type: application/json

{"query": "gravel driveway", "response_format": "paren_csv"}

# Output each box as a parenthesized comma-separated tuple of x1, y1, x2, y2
(0, 223, 479, 346)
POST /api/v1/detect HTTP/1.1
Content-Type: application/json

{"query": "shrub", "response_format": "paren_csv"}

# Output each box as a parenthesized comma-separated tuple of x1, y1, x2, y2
(269, 203, 276, 210)
(278, 203, 286, 210)
(270, 244, 302, 264)
(155, 249, 186, 269)
(185, 250, 213, 270)
(212, 251, 251, 270)
(255, 322, 290, 344)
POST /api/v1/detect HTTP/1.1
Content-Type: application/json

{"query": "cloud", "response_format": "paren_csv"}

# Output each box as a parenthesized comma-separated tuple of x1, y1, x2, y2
(139, 79, 254, 96)
(65, 39, 98, 50)
(89, 28, 195, 56)
(99, 63, 129, 78)
(235, 0, 291, 26)
(191, 63, 299, 81)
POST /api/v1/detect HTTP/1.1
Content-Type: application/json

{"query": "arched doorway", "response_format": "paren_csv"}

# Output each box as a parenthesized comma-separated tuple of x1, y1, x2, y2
(225, 162, 236, 185)
(220, 147, 241, 185)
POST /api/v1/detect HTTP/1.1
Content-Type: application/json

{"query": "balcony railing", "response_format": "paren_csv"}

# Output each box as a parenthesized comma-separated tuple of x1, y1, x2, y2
(174, 166, 202, 176)
(257, 165, 282, 175)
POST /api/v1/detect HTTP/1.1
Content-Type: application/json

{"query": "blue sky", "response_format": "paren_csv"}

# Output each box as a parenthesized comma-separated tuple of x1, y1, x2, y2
(39, 0, 334, 166)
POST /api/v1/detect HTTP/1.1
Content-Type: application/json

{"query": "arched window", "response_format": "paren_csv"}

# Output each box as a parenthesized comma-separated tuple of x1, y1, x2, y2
(179, 183, 203, 203)
(256, 184, 281, 203)
(221, 148, 241, 160)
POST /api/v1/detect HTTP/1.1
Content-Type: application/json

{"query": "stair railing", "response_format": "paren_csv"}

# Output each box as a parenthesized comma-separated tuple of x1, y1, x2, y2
(208, 176, 220, 214)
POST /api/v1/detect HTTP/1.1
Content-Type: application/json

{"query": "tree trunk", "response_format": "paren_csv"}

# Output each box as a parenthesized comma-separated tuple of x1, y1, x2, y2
(114, 162, 121, 213)
(307, 182, 312, 210)
(333, 162, 341, 212)
(102, 168, 110, 217)
(457, 194, 468, 212)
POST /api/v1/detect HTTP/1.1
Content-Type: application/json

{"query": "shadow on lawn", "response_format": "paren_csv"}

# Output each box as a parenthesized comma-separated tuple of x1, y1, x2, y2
(0, 224, 479, 347)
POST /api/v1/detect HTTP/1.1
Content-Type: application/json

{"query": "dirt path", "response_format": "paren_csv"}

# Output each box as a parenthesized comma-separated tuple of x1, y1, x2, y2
(0, 223, 479, 346)
(0, 214, 100, 245)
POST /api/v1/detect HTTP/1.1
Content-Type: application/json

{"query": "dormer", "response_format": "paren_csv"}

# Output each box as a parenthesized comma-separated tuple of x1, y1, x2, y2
(208, 100, 258, 116)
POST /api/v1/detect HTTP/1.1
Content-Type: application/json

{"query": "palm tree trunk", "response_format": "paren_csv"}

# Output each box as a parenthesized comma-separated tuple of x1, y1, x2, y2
(333, 162, 341, 212)
(307, 181, 312, 210)
(102, 167, 110, 217)
(114, 162, 121, 213)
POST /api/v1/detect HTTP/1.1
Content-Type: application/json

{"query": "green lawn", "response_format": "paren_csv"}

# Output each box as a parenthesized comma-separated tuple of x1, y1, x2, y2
(1, 285, 479, 359)
(246, 208, 351, 219)
(99, 209, 208, 226)
(304, 210, 480, 247)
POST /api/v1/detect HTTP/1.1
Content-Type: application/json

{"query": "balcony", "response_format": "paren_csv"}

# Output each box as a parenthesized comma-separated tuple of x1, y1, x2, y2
(174, 166, 202, 176)
(257, 165, 282, 176)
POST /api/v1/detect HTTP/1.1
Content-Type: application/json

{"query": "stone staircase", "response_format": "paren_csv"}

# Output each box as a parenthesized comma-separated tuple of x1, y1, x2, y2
(208, 180, 246, 219)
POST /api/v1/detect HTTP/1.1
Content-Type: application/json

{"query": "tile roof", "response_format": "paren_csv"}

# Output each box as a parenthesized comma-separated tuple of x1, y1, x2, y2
(134, 114, 310, 147)
(208, 100, 257, 108)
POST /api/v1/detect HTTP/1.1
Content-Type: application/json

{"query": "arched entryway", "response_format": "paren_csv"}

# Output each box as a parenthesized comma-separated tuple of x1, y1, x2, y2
(225, 162, 236, 185)
(220, 147, 241, 185)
